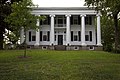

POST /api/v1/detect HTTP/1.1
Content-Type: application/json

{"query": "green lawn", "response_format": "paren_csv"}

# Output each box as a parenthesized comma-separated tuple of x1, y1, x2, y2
(0, 50, 120, 80)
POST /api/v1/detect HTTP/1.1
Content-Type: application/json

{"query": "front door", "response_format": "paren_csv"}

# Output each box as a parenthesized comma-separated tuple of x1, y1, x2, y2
(58, 35, 63, 45)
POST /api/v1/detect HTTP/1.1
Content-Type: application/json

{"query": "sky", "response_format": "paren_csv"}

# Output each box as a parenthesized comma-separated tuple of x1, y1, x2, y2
(32, 0, 85, 7)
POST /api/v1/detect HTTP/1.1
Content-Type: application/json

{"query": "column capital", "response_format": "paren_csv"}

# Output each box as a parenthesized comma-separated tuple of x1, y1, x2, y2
(80, 14, 86, 17)
(65, 14, 71, 17)
(50, 14, 55, 17)
(96, 14, 102, 17)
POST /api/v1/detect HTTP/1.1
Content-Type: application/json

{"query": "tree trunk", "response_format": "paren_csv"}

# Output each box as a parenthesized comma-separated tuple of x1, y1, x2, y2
(113, 14, 120, 52)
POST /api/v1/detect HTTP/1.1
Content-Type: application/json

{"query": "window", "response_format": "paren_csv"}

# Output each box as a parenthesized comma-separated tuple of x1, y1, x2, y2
(85, 16, 92, 25)
(74, 35, 78, 41)
(85, 31, 92, 41)
(41, 15, 50, 25)
(73, 16, 78, 24)
(71, 31, 81, 41)
(43, 35, 47, 41)
(32, 36, 36, 41)
(42, 31, 50, 41)
(85, 35, 89, 41)
(29, 31, 36, 42)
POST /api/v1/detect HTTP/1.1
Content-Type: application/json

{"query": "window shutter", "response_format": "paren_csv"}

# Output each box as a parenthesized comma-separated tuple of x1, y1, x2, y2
(89, 16, 92, 25)
(29, 31, 31, 42)
(47, 31, 50, 41)
(40, 20, 42, 25)
(48, 16, 50, 25)
(71, 31, 73, 41)
(78, 16, 81, 25)
(70, 16, 73, 25)
(40, 31, 42, 41)
(89, 31, 92, 41)
(78, 31, 81, 41)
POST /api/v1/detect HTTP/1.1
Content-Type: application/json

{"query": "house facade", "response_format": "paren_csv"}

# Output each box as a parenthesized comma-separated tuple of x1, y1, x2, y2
(20, 7, 103, 50)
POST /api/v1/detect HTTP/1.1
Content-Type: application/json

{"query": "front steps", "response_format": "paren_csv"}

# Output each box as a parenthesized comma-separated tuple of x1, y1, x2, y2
(54, 45, 66, 50)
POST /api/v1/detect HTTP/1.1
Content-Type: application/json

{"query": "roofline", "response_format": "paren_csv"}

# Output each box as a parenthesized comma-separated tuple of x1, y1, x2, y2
(32, 7, 95, 10)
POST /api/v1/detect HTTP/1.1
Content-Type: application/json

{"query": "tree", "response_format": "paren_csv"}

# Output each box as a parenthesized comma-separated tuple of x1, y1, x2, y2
(5, 0, 43, 57)
(101, 14, 114, 51)
(85, 0, 120, 52)
(0, 0, 22, 50)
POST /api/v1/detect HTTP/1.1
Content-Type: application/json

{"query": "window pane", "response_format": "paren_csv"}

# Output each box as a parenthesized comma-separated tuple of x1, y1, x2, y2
(43, 35, 47, 41)
(74, 35, 78, 41)
(85, 35, 89, 41)
(58, 19, 63, 24)
(32, 36, 36, 41)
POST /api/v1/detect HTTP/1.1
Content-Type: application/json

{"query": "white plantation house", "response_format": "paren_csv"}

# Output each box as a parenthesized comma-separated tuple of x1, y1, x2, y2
(20, 7, 103, 50)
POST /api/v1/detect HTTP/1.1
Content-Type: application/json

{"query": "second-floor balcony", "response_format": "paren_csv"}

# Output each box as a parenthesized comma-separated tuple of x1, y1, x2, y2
(55, 24, 66, 28)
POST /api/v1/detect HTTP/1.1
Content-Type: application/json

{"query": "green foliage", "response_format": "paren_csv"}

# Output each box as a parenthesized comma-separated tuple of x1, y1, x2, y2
(85, 0, 120, 52)
(101, 15, 114, 51)
(0, 50, 120, 80)
(5, 0, 40, 31)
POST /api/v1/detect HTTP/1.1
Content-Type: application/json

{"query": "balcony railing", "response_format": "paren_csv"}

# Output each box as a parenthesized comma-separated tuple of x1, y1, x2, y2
(55, 24, 66, 28)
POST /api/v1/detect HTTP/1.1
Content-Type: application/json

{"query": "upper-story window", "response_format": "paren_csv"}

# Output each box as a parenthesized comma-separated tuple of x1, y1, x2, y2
(71, 15, 81, 25)
(40, 15, 50, 25)
(73, 16, 78, 25)
(85, 16, 92, 25)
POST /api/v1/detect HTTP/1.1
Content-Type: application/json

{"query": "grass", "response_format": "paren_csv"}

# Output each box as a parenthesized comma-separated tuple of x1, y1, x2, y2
(0, 50, 120, 80)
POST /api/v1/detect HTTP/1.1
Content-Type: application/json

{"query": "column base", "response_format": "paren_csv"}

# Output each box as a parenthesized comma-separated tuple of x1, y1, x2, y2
(81, 43, 87, 46)
(97, 43, 103, 46)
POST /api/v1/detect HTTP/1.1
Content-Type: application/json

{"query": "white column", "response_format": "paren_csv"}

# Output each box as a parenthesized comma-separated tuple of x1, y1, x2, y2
(97, 14, 102, 46)
(66, 14, 71, 45)
(50, 15, 55, 45)
(81, 14, 86, 46)
(34, 18, 40, 46)
(20, 27, 24, 44)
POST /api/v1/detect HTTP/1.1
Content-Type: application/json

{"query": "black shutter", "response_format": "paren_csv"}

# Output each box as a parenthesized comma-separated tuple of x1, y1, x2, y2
(40, 20, 42, 25)
(48, 16, 50, 25)
(40, 31, 42, 41)
(89, 16, 92, 25)
(71, 31, 73, 41)
(70, 16, 73, 25)
(64, 16, 66, 24)
(78, 31, 81, 41)
(29, 31, 31, 42)
(89, 31, 92, 41)
(78, 16, 81, 25)
(47, 31, 50, 41)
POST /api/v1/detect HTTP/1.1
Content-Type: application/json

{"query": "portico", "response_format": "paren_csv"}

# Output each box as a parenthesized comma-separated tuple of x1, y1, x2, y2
(20, 7, 102, 50)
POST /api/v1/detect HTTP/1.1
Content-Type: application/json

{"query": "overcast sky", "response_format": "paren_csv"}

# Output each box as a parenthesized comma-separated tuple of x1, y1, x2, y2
(32, 0, 85, 7)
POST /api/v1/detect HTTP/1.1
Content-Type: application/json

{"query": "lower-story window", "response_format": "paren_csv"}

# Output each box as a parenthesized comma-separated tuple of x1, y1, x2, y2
(71, 31, 80, 41)
(74, 35, 78, 41)
(41, 31, 50, 41)
(43, 35, 47, 41)
(29, 31, 36, 42)
(32, 35, 36, 41)
(85, 31, 92, 41)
